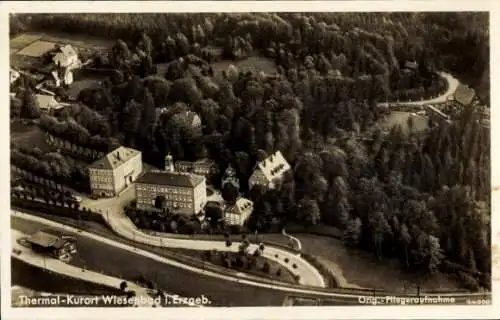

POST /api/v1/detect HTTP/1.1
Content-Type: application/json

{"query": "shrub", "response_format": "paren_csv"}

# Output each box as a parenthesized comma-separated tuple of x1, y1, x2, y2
(225, 239, 232, 247)
(204, 250, 213, 261)
(253, 249, 261, 257)
(274, 254, 278, 258)
(292, 263, 297, 269)
(294, 274, 301, 282)
(284, 258, 289, 263)
(262, 261, 271, 273)
(119, 281, 128, 291)
(223, 258, 232, 268)
(276, 268, 282, 277)
(457, 271, 480, 291)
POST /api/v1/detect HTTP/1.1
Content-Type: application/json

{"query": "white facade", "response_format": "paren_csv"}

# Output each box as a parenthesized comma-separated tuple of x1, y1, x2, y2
(224, 198, 254, 226)
(89, 147, 143, 197)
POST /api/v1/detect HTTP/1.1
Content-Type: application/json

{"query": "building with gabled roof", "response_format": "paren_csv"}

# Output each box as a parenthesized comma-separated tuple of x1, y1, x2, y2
(135, 169, 207, 215)
(53, 44, 80, 69)
(26, 231, 77, 260)
(224, 197, 254, 226)
(88, 146, 143, 197)
(248, 150, 291, 190)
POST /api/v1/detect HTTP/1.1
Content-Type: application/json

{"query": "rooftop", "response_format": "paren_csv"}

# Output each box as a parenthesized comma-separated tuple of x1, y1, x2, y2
(226, 197, 254, 216)
(35, 94, 58, 110)
(136, 170, 205, 188)
(26, 231, 60, 248)
(89, 146, 141, 170)
(255, 150, 291, 183)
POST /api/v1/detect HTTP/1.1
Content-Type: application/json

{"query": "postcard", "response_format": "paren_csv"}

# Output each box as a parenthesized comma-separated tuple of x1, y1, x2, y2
(1, 1, 497, 319)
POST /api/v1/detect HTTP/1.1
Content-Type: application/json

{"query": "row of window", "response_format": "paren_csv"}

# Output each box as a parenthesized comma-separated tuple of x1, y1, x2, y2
(91, 183, 112, 190)
(138, 198, 193, 210)
(136, 192, 192, 202)
(91, 175, 113, 183)
(137, 185, 191, 195)
(90, 169, 112, 176)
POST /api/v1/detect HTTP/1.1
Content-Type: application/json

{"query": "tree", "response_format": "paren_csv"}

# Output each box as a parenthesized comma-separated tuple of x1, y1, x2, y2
(225, 239, 232, 247)
(205, 203, 223, 229)
(296, 198, 321, 227)
(343, 217, 362, 247)
(262, 261, 271, 273)
(20, 89, 41, 119)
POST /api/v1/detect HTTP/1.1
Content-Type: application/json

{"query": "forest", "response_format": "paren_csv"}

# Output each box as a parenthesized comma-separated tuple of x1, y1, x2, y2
(10, 12, 490, 290)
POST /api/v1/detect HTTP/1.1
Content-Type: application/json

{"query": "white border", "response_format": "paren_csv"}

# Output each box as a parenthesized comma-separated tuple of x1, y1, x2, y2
(1, 1, 498, 319)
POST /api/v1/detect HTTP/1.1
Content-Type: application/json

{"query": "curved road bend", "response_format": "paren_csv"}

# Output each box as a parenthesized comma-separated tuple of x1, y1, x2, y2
(101, 208, 325, 288)
(378, 72, 460, 107)
(11, 211, 491, 305)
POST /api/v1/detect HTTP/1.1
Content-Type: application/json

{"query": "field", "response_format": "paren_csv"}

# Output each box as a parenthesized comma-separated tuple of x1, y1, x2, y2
(16, 40, 57, 57)
(10, 31, 113, 69)
(211, 56, 277, 75)
(380, 111, 429, 134)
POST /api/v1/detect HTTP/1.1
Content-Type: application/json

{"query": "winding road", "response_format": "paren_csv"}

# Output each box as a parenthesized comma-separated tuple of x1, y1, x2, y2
(378, 71, 460, 107)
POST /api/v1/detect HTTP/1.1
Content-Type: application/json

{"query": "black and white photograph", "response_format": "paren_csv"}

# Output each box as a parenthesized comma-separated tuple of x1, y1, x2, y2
(2, 1, 497, 319)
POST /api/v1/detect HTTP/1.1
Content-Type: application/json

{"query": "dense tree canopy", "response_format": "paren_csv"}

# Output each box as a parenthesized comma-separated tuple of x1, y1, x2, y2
(10, 12, 490, 289)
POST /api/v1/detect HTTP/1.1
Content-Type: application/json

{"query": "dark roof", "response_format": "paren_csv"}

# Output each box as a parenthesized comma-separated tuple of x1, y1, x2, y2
(136, 170, 205, 188)
(26, 231, 59, 248)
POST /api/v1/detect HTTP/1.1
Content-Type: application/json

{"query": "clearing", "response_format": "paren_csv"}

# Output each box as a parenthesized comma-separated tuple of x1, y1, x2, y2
(66, 77, 103, 100)
(380, 111, 429, 134)
(294, 234, 463, 293)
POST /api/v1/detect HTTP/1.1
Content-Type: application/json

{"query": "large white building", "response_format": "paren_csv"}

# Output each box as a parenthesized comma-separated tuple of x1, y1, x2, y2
(248, 151, 291, 190)
(88, 146, 143, 197)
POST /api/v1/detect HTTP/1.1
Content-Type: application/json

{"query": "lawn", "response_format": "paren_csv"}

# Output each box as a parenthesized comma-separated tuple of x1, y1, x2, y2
(211, 56, 277, 75)
(10, 33, 43, 50)
(173, 247, 298, 285)
(380, 111, 429, 134)
(294, 234, 463, 293)
(66, 77, 102, 100)
(16, 40, 57, 57)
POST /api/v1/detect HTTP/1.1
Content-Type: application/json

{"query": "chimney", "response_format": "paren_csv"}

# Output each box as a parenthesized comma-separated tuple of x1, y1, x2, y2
(116, 152, 121, 161)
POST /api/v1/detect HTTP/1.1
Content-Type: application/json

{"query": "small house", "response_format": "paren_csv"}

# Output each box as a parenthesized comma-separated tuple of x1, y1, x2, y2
(248, 151, 291, 190)
(224, 197, 254, 226)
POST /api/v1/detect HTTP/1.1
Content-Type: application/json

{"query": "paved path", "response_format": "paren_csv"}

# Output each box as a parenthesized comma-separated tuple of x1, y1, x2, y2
(11, 229, 155, 307)
(102, 208, 325, 287)
(378, 72, 460, 107)
(78, 187, 325, 287)
(282, 228, 302, 251)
